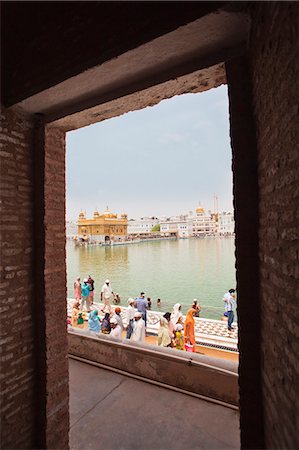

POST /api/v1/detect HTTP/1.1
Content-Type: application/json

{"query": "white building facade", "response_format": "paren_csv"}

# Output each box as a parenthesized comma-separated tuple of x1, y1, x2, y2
(192, 207, 217, 236)
(127, 217, 160, 235)
(218, 212, 235, 235)
(160, 216, 193, 238)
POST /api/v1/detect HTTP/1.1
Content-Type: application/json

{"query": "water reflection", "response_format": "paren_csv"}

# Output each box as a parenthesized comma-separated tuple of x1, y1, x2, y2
(67, 237, 236, 320)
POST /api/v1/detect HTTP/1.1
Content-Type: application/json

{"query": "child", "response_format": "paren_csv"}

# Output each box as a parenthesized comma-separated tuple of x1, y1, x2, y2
(175, 324, 184, 350)
(157, 298, 161, 308)
(113, 293, 121, 304)
(77, 312, 84, 329)
(101, 313, 111, 334)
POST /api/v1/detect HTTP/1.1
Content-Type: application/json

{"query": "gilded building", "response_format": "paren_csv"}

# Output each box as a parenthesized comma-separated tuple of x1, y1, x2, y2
(77, 207, 128, 242)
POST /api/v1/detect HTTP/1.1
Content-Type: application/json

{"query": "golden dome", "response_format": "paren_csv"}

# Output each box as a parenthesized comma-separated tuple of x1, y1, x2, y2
(93, 210, 100, 218)
(196, 207, 205, 214)
(78, 211, 85, 219)
(103, 205, 117, 218)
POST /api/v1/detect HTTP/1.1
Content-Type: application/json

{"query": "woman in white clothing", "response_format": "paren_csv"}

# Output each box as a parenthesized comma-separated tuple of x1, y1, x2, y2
(157, 317, 172, 347)
(171, 303, 183, 328)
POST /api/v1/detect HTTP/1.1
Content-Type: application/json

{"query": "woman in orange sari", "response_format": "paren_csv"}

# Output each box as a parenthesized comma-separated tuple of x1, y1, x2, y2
(184, 308, 196, 352)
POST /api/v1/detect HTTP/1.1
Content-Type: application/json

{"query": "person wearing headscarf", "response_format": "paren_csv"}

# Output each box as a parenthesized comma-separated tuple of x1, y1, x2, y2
(88, 310, 101, 333)
(101, 313, 111, 334)
(131, 312, 145, 342)
(77, 312, 85, 328)
(174, 323, 184, 350)
(109, 317, 122, 340)
(171, 303, 183, 328)
(163, 312, 175, 343)
(113, 307, 123, 330)
(87, 275, 95, 305)
(74, 277, 81, 302)
(126, 298, 135, 339)
(157, 317, 172, 347)
(100, 279, 114, 313)
(81, 278, 91, 312)
(184, 308, 196, 351)
(192, 299, 201, 317)
(71, 301, 81, 327)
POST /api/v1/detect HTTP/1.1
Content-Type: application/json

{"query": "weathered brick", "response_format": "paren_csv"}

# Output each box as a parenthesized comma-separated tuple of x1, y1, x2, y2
(0, 109, 69, 449)
(249, 3, 299, 449)
(0, 108, 36, 449)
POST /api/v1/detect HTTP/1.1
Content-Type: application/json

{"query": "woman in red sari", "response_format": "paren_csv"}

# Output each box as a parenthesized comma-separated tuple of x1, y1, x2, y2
(184, 308, 196, 352)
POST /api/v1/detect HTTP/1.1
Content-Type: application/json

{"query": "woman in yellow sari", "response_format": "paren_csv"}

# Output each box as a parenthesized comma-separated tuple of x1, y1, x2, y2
(184, 308, 196, 351)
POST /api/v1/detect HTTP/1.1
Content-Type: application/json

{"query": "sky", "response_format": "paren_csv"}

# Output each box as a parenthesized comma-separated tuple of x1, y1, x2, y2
(66, 85, 233, 221)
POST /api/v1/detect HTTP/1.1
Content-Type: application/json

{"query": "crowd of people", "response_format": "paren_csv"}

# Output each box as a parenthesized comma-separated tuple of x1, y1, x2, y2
(71, 276, 236, 352)
(74, 276, 123, 312)
(73, 277, 165, 313)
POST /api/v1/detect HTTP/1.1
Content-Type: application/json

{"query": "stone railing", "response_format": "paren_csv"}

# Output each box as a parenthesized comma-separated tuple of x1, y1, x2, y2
(68, 328, 239, 407)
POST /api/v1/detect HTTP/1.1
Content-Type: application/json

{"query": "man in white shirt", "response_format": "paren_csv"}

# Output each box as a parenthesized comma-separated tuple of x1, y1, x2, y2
(109, 317, 122, 341)
(113, 307, 123, 331)
(126, 298, 135, 339)
(224, 288, 236, 331)
(131, 312, 145, 342)
(100, 279, 114, 313)
(223, 291, 230, 318)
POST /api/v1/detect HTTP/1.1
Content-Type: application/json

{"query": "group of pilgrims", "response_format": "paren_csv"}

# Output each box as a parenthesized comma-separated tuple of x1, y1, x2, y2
(71, 276, 202, 352)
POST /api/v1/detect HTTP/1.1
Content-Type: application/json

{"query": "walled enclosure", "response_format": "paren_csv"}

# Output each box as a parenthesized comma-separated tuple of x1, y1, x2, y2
(249, 4, 299, 448)
(1, 2, 298, 450)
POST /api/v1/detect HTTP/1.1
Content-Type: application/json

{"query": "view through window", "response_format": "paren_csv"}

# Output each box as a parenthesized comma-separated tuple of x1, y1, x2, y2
(66, 85, 237, 355)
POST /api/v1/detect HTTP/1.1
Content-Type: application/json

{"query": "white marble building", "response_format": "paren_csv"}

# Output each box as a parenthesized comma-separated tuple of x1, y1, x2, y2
(160, 216, 193, 238)
(218, 212, 235, 235)
(127, 217, 160, 235)
(192, 207, 217, 236)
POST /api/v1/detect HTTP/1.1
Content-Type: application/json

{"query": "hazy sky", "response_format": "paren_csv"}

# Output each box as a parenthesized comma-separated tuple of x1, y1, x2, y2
(66, 85, 233, 220)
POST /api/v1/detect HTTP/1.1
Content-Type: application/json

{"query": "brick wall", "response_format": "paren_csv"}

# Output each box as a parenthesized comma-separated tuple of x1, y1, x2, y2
(0, 112, 69, 449)
(250, 3, 299, 449)
(43, 126, 69, 449)
(226, 58, 264, 449)
(0, 109, 36, 448)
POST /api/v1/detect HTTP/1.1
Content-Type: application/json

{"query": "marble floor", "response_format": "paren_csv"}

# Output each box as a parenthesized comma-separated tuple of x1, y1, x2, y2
(69, 358, 240, 450)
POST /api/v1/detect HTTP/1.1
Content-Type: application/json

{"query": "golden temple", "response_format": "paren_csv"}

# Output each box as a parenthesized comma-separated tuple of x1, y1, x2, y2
(77, 207, 128, 242)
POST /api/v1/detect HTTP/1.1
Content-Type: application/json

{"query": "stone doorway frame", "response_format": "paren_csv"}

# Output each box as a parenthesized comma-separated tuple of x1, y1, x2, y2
(32, 55, 262, 449)
(4, 13, 262, 448)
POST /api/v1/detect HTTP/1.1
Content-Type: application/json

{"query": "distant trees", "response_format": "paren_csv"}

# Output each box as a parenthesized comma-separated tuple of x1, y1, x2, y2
(151, 224, 160, 232)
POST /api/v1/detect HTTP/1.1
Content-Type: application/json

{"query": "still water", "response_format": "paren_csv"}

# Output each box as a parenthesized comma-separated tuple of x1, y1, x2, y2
(66, 237, 236, 320)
